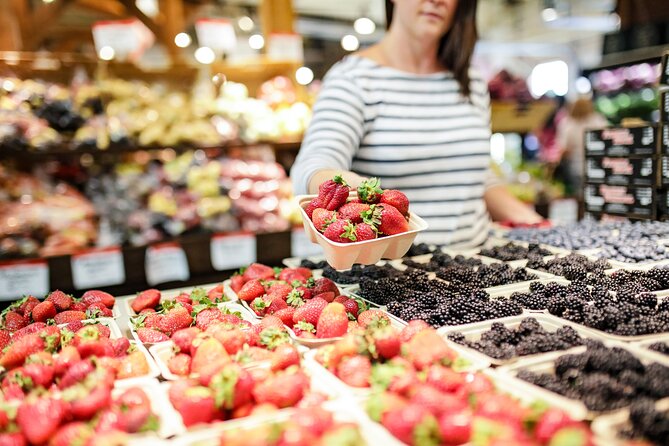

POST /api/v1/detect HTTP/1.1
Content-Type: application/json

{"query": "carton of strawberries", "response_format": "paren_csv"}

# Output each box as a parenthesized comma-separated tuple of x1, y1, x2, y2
(298, 176, 427, 270)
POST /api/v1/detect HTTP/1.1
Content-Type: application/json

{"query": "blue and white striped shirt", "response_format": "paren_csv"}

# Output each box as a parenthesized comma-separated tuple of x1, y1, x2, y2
(291, 55, 495, 247)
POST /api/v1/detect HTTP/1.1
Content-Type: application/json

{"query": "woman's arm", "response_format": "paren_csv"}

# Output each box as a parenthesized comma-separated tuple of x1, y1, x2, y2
(484, 184, 544, 224)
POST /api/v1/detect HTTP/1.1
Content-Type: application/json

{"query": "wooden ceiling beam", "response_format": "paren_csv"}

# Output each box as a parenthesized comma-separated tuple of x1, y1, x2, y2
(23, 0, 74, 50)
(74, 0, 126, 17)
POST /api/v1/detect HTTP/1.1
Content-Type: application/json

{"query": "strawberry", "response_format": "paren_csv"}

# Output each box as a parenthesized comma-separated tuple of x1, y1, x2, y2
(85, 303, 113, 318)
(242, 263, 275, 282)
(195, 308, 224, 331)
(168, 381, 217, 427)
(81, 290, 116, 309)
(209, 365, 255, 410)
(3, 311, 28, 332)
(371, 325, 401, 359)
(317, 302, 349, 338)
(74, 325, 111, 344)
(0, 329, 10, 350)
(12, 322, 47, 341)
(46, 290, 73, 311)
(265, 295, 288, 315)
(254, 369, 309, 408)
(0, 433, 26, 445)
(16, 296, 40, 315)
(59, 359, 94, 388)
(17, 397, 68, 445)
(139, 313, 162, 331)
(266, 282, 293, 300)
(213, 328, 246, 355)
(293, 297, 328, 326)
(260, 315, 285, 330)
(259, 327, 291, 351)
(313, 291, 335, 302)
(311, 208, 338, 232)
(54, 311, 86, 325)
(274, 307, 296, 327)
(293, 321, 316, 337)
(270, 344, 300, 371)
(117, 350, 150, 379)
(323, 219, 354, 243)
(110, 338, 130, 357)
(357, 309, 390, 328)
(115, 388, 153, 433)
(437, 410, 472, 445)
(351, 222, 377, 241)
(191, 338, 229, 375)
(207, 284, 226, 303)
(50, 422, 93, 446)
(535, 408, 580, 444)
(136, 328, 169, 343)
(400, 320, 431, 342)
(168, 353, 192, 376)
(404, 329, 457, 371)
(334, 295, 348, 304)
(336, 355, 371, 387)
(230, 274, 245, 293)
(338, 202, 370, 224)
(53, 346, 81, 377)
(363, 203, 408, 236)
(66, 383, 112, 420)
(237, 279, 266, 302)
(0, 333, 45, 369)
(381, 189, 409, 216)
(317, 175, 350, 210)
(342, 298, 360, 319)
(171, 327, 201, 354)
(77, 337, 115, 358)
(139, 308, 156, 314)
(31, 301, 57, 323)
(158, 307, 193, 336)
(22, 363, 54, 388)
(382, 403, 440, 446)
(357, 177, 383, 204)
(131, 289, 161, 314)
(70, 301, 87, 312)
(63, 321, 85, 333)
(175, 293, 193, 306)
(278, 267, 312, 284)
(312, 278, 339, 297)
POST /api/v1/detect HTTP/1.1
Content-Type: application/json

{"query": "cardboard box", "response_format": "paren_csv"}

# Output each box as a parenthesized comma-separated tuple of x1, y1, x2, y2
(585, 156, 656, 187)
(584, 183, 656, 219)
(584, 126, 657, 157)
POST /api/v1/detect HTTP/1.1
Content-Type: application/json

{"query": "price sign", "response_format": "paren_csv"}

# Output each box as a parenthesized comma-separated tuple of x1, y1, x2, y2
(0, 259, 49, 300)
(71, 247, 125, 290)
(211, 233, 256, 271)
(267, 33, 303, 62)
(92, 18, 154, 62)
(195, 18, 237, 53)
(291, 227, 323, 258)
(145, 243, 190, 286)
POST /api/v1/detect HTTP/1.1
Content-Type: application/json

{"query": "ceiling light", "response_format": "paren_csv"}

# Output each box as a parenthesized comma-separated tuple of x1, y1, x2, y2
(541, 7, 558, 22)
(354, 17, 376, 35)
(238, 16, 254, 32)
(174, 32, 191, 48)
(341, 34, 359, 52)
(295, 67, 314, 85)
(249, 34, 264, 50)
(98, 46, 115, 61)
(194, 46, 215, 64)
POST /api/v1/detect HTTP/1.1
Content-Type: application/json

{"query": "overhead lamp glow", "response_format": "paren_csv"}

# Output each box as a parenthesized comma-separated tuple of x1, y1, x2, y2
(575, 76, 592, 94)
(295, 67, 314, 86)
(354, 17, 376, 35)
(341, 34, 359, 52)
(42, 0, 55, 3)
(174, 32, 192, 48)
(541, 7, 558, 22)
(194, 46, 216, 64)
(238, 16, 254, 32)
(529, 60, 569, 97)
(98, 46, 115, 61)
(249, 34, 264, 50)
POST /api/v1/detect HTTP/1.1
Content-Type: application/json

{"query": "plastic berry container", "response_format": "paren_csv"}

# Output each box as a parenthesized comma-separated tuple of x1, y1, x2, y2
(296, 194, 428, 270)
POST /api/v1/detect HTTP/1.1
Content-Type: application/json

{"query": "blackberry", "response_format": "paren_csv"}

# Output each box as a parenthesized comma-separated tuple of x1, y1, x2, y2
(529, 281, 546, 293)
(635, 292, 658, 308)
(489, 299, 523, 318)
(582, 305, 607, 330)
(446, 332, 466, 344)
(649, 342, 669, 356)
(517, 317, 542, 335)
(554, 353, 588, 377)
(555, 326, 582, 346)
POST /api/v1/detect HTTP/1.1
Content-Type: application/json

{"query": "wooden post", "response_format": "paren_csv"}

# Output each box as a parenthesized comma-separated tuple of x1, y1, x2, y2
(259, 0, 294, 37)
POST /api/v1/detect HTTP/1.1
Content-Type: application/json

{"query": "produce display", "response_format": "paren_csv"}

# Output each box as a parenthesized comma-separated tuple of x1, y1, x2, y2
(0, 76, 311, 152)
(478, 241, 552, 261)
(526, 253, 611, 279)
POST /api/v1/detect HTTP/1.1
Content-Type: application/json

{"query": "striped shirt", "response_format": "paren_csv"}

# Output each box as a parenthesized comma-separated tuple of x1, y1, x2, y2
(291, 55, 496, 247)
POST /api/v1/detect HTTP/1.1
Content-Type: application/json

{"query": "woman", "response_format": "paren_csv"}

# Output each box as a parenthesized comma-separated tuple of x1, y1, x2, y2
(291, 0, 542, 247)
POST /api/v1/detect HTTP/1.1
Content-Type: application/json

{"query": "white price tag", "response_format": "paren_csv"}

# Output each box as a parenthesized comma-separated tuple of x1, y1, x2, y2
(267, 33, 303, 62)
(195, 18, 237, 53)
(145, 243, 190, 286)
(71, 247, 125, 290)
(0, 260, 49, 300)
(211, 233, 256, 271)
(92, 18, 154, 62)
(291, 227, 323, 258)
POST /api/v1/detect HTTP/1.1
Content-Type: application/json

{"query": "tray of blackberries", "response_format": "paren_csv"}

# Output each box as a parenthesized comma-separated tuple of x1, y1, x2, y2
(507, 279, 669, 342)
(496, 339, 669, 419)
(476, 238, 566, 267)
(439, 314, 608, 367)
(591, 397, 669, 446)
(586, 266, 669, 300)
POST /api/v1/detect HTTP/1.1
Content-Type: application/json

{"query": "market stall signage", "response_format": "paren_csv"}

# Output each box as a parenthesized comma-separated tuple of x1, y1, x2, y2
(0, 259, 49, 301)
(210, 233, 256, 271)
(195, 18, 237, 54)
(71, 247, 125, 290)
(145, 242, 190, 286)
(92, 18, 155, 62)
(267, 33, 303, 62)
(291, 227, 322, 258)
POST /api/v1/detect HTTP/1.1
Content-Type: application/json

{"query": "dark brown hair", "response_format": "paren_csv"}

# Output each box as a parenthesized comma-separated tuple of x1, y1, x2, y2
(385, 0, 478, 96)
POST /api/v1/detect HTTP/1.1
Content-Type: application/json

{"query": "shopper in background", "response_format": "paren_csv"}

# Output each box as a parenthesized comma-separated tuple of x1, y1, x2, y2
(556, 97, 608, 197)
(291, 0, 542, 247)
